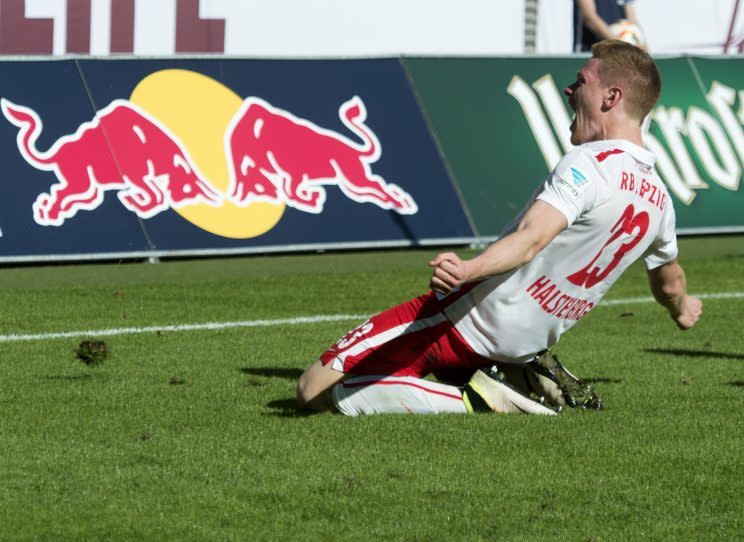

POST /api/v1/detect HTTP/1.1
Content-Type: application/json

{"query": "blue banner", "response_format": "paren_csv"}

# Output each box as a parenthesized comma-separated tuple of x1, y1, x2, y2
(0, 58, 474, 261)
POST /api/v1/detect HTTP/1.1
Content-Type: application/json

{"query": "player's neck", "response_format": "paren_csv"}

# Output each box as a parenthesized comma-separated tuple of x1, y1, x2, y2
(596, 121, 645, 148)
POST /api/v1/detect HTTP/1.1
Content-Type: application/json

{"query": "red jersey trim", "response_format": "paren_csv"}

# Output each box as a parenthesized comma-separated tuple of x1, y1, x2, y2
(595, 148, 624, 162)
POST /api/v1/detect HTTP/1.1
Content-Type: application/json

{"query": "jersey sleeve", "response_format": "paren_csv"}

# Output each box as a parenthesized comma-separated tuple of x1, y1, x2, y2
(643, 196, 678, 269)
(536, 150, 598, 225)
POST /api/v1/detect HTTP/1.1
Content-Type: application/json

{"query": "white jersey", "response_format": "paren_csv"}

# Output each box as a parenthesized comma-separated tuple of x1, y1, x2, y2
(443, 139, 678, 363)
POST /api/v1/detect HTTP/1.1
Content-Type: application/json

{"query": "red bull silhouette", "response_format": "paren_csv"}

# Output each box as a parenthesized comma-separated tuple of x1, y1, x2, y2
(1, 98, 222, 226)
(225, 96, 418, 214)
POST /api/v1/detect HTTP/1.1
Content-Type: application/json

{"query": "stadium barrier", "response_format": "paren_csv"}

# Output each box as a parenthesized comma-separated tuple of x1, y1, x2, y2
(0, 56, 742, 262)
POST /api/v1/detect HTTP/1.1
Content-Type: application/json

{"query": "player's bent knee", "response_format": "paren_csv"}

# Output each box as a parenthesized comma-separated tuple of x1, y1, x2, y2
(296, 359, 343, 412)
(295, 375, 320, 410)
(295, 376, 332, 412)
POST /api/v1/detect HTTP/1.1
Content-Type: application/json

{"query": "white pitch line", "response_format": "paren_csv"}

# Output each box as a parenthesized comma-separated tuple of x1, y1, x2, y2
(0, 314, 369, 343)
(0, 291, 742, 344)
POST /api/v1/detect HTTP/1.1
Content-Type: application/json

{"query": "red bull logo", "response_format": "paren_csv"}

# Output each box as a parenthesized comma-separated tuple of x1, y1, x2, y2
(1, 69, 419, 236)
(225, 96, 417, 214)
(1, 98, 222, 226)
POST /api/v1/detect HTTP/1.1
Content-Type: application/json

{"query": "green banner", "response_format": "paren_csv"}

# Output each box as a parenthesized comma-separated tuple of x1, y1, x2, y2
(405, 56, 744, 237)
(662, 57, 744, 231)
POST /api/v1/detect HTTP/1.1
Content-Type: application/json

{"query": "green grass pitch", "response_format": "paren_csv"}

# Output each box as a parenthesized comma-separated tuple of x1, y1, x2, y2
(0, 236, 742, 540)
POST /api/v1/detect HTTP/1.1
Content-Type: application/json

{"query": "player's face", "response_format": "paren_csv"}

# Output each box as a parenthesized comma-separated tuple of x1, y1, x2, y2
(564, 58, 608, 145)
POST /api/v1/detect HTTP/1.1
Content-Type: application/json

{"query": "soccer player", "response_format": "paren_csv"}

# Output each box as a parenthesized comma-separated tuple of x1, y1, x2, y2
(296, 40, 702, 416)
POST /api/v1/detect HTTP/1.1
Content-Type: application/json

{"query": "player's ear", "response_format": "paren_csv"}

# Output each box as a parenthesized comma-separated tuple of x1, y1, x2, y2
(602, 86, 623, 111)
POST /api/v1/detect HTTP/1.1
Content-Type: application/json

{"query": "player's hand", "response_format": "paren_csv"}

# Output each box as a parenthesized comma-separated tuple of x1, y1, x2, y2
(673, 295, 702, 330)
(429, 252, 469, 294)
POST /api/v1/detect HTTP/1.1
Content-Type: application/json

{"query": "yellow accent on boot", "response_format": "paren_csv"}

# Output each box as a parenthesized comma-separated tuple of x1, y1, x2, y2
(467, 369, 559, 416)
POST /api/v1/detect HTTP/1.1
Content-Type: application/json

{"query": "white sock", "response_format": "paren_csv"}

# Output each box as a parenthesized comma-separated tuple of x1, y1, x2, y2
(332, 375, 468, 415)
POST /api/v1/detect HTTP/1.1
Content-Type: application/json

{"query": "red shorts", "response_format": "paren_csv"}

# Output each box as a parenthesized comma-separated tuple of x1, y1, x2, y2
(319, 291, 491, 384)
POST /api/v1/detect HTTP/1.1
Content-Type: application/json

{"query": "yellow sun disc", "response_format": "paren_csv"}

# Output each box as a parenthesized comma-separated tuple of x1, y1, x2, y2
(129, 69, 285, 238)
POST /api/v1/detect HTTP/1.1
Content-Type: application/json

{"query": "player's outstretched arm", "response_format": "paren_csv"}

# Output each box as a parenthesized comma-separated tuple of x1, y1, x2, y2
(647, 259, 702, 330)
(429, 201, 567, 294)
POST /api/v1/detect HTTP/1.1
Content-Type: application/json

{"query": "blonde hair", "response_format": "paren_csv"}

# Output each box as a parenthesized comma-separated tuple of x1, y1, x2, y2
(591, 39, 661, 123)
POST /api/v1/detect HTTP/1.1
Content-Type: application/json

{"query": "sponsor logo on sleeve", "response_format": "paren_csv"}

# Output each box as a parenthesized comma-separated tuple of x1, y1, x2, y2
(554, 165, 590, 198)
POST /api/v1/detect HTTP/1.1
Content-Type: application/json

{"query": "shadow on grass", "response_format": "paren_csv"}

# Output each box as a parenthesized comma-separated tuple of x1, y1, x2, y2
(644, 348, 744, 361)
(239, 367, 320, 417)
(239, 367, 303, 380)
(264, 398, 318, 418)
(727, 381, 744, 387)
